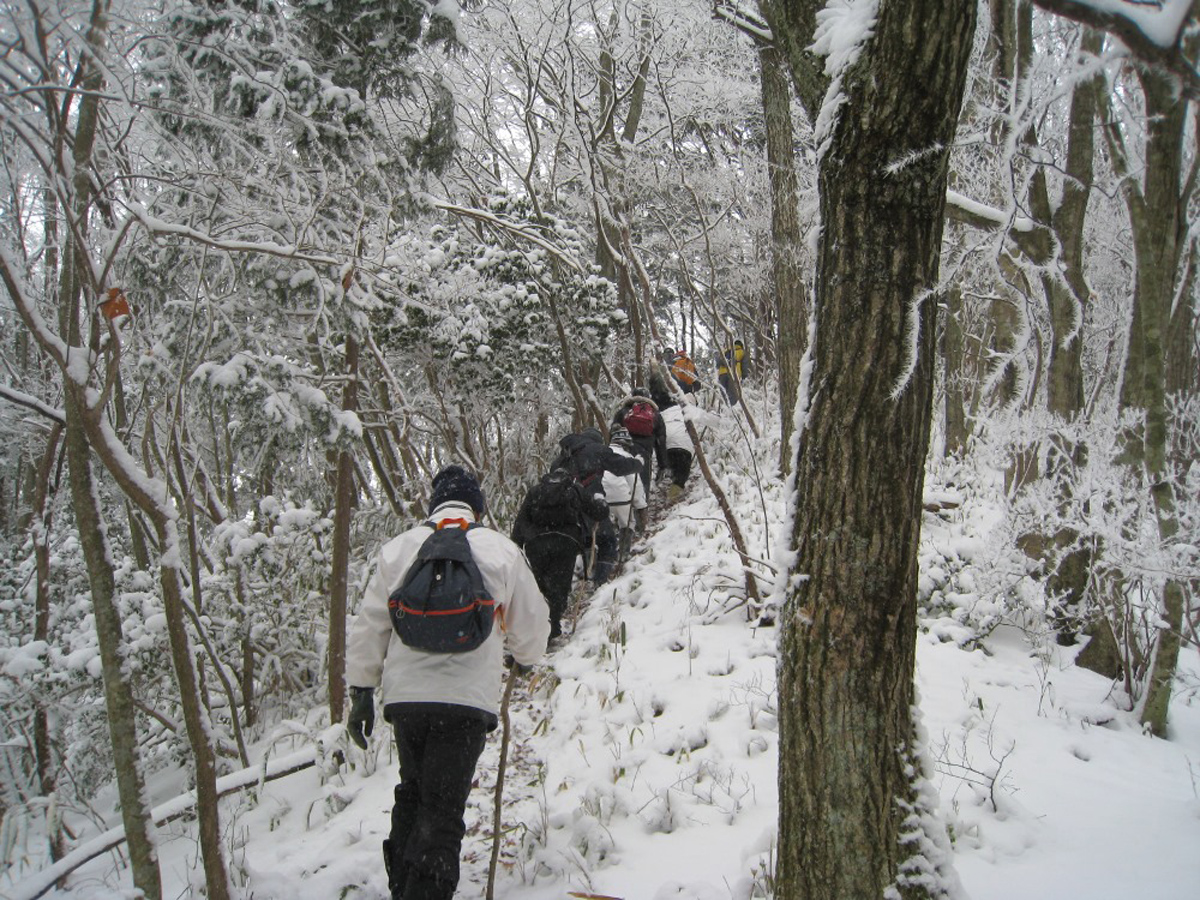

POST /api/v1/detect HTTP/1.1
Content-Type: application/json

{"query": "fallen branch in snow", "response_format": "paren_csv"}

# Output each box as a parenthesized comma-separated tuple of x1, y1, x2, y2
(8, 748, 317, 900)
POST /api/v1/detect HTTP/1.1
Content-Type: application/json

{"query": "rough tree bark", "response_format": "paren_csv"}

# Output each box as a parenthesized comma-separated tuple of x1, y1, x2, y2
(1119, 67, 1192, 737)
(759, 43, 808, 473)
(763, 0, 977, 896)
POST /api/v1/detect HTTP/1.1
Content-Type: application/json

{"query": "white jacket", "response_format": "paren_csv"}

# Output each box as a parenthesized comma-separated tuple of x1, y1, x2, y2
(601, 445, 647, 529)
(660, 398, 713, 452)
(345, 502, 550, 716)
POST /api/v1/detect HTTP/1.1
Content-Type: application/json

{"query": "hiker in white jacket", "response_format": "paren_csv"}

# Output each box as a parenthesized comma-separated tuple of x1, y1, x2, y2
(658, 394, 715, 502)
(602, 426, 648, 559)
(344, 465, 548, 900)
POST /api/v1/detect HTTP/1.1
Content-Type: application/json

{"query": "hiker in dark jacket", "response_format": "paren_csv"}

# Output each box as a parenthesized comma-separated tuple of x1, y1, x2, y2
(611, 389, 667, 495)
(551, 427, 642, 486)
(512, 466, 609, 641)
(548, 427, 641, 587)
(345, 466, 548, 900)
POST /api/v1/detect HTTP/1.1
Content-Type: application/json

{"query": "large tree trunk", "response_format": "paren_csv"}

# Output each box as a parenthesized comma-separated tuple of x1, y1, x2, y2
(1122, 69, 1189, 737)
(1045, 27, 1102, 420)
(759, 43, 808, 473)
(62, 407, 162, 900)
(766, 1, 976, 897)
(1032, 28, 1102, 646)
(66, 377, 234, 900)
(943, 283, 970, 456)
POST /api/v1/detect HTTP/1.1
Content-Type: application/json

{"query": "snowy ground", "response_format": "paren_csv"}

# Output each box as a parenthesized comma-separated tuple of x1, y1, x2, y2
(9, 431, 1200, 900)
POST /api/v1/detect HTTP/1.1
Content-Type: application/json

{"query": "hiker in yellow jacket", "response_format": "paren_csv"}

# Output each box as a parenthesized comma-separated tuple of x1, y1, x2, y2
(718, 339, 746, 405)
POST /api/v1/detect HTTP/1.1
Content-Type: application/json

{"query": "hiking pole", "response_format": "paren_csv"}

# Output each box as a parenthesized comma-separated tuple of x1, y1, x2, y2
(486, 665, 519, 900)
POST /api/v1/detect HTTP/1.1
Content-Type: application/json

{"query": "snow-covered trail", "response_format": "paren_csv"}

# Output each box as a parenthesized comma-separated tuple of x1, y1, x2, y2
(18, 440, 1200, 900)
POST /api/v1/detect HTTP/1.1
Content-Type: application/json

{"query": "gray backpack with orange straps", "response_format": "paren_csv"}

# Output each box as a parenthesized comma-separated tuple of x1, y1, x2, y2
(387, 520, 495, 653)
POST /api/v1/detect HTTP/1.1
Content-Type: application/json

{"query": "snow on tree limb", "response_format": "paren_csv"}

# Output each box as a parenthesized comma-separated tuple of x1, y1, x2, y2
(945, 189, 1038, 233)
(811, 0, 881, 158)
(712, 0, 774, 44)
(0, 385, 66, 425)
(1030, 0, 1200, 98)
(430, 198, 588, 273)
(122, 203, 341, 265)
(8, 749, 318, 900)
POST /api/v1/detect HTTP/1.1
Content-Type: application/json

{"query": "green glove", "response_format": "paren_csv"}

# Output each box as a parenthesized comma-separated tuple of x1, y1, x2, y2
(347, 686, 375, 749)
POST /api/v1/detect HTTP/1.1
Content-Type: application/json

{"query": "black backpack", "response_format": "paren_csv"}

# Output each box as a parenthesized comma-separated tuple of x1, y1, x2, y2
(387, 520, 495, 653)
(527, 469, 585, 529)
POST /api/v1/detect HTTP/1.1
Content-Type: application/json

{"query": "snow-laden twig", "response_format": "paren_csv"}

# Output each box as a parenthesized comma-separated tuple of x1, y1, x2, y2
(429, 199, 587, 273)
(890, 287, 935, 400)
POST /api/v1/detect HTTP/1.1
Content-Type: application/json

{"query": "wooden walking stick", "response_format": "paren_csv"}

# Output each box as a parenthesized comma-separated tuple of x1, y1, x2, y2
(486, 666, 519, 900)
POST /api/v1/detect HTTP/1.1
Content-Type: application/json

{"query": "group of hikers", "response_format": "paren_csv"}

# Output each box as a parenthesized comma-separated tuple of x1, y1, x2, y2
(342, 345, 745, 900)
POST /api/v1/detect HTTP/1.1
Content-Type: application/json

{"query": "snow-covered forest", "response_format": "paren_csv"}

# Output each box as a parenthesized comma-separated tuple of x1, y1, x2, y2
(1, 1, 1197, 899)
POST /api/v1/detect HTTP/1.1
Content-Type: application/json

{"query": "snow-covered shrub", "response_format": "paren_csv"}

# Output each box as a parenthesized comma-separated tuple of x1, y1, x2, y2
(918, 454, 1039, 646)
(375, 197, 628, 401)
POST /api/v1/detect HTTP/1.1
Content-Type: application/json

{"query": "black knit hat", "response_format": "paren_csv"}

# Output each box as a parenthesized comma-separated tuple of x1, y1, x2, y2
(429, 465, 486, 516)
(610, 426, 635, 449)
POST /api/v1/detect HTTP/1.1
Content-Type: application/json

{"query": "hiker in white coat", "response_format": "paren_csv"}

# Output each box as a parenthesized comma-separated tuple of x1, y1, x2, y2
(602, 426, 648, 559)
(344, 465, 549, 900)
(658, 394, 715, 502)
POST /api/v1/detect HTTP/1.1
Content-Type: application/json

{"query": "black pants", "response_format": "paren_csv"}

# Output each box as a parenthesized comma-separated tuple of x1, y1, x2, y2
(522, 532, 580, 638)
(719, 372, 740, 405)
(384, 704, 491, 900)
(667, 447, 692, 488)
(590, 516, 619, 583)
(630, 436, 654, 494)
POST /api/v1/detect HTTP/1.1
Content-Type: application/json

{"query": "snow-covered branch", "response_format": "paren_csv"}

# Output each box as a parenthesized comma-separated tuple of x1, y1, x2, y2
(0, 385, 65, 425)
(430, 199, 587, 273)
(945, 190, 1038, 234)
(1031, 0, 1200, 97)
(122, 204, 342, 266)
(8, 748, 318, 900)
(712, 0, 774, 44)
(0, 244, 71, 371)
